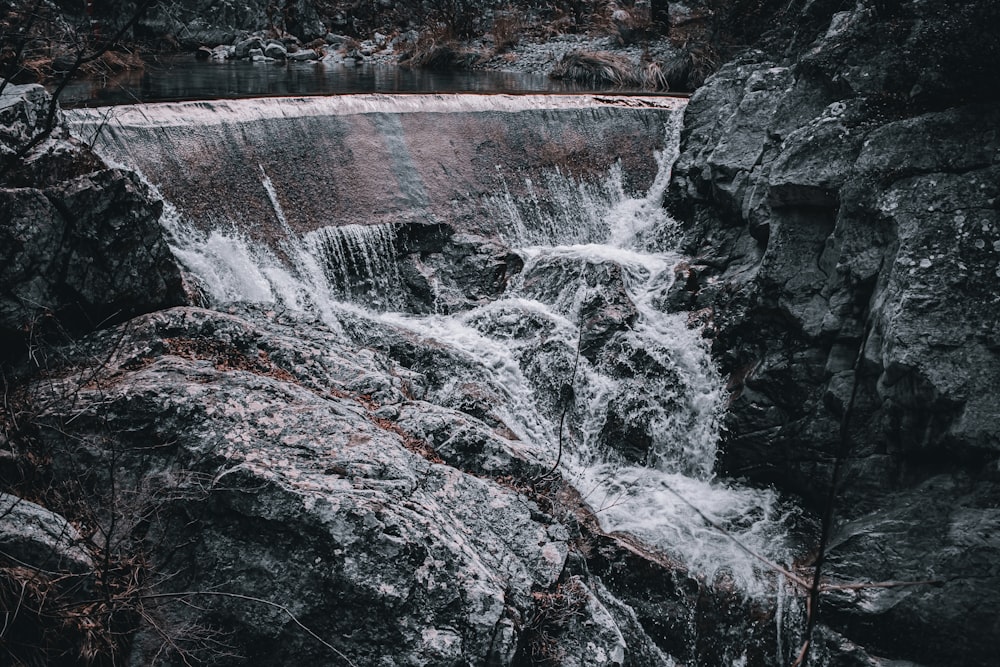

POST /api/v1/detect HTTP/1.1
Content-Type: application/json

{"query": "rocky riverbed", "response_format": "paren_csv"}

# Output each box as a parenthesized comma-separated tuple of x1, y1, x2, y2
(2, 81, 792, 666)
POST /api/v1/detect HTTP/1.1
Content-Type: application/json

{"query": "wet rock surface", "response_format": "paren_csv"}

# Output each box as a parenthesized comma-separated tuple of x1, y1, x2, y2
(667, 0, 1000, 663)
(13, 304, 763, 666)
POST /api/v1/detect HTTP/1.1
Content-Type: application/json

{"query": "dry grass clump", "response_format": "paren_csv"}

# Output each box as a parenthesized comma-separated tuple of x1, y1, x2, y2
(549, 50, 669, 91)
(638, 57, 668, 89)
(550, 50, 638, 86)
(79, 48, 145, 80)
(660, 40, 718, 90)
(399, 30, 483, 69)
(522, 578, 589, 665)
(0, 527, 145, 666)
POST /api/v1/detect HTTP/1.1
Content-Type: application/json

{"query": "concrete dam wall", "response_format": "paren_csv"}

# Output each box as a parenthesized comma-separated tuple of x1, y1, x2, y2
(67, 94, 685, 244)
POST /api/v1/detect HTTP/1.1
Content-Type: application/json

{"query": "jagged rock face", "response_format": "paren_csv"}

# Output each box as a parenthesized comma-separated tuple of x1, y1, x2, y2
(1, 83, 103, 187)
(0, 168, 187, 357)
(22, 305, 680, 666)
(667, 1, 1000, 664)
(0, 84, 187, 360)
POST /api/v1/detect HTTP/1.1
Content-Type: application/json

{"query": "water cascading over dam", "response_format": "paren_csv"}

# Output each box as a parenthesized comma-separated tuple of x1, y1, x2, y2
(68, 94, 808, 662)
(69, 94, 680, 237)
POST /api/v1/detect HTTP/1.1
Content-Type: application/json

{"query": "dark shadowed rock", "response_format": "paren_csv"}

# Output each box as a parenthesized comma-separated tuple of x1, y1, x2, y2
(512, 253, 640, 361)
(666, 0, 1000, 663)
(1, 84, 187, 360)
(821, 475, 1000, 665)
(263, 41, 287, 59)
(287, 48, 319, 61)
(233, 36, 264, 58)
(395, 225, 523, 313)
(1, 83, 103, 188)
(0, 169, 187, 354)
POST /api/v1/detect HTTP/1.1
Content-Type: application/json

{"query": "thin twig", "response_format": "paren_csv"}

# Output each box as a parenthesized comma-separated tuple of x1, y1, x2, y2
(0, 580, 27, 639)
(655, 480, 812, 591)
(139, 591, 358, 667)
(792, 308, 878, 667)
(137, 608, 196, 667)
(820, 579, 943, 592)
(538, 314, 584, 481)
(0, 1, 42, 97)
(0, 0, 155, 180)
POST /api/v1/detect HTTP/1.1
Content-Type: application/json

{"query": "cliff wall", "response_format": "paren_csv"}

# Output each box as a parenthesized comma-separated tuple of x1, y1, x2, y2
(667, 1, 1000, 663)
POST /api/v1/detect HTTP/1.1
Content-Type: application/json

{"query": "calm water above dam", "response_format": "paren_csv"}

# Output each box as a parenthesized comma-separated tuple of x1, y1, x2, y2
(57, 55, 664, 107)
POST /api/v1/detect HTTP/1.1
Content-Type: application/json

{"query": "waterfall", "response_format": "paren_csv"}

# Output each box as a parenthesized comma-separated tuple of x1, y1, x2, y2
(138, 107, 801, 598)
(70, 96, 810, 666)
(65, 94, 682, 236)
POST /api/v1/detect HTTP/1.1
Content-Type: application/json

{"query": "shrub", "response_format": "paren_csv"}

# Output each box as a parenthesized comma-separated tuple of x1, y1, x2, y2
(550, 50, 639, 87)
(490, 6, 522, 53)
(549, 49, 670, 91)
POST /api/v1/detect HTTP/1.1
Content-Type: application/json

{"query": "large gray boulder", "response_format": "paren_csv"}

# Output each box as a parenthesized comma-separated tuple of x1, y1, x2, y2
(0, 493, 93, 574)
(1, 83, 105, 189)
(0, 83, 50, 161)
(24, 306, 642, 666)
(0, 84, 187, 358)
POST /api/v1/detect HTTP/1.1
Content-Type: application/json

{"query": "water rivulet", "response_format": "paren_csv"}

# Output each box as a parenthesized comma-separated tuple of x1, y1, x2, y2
(57, 94, 820, 665)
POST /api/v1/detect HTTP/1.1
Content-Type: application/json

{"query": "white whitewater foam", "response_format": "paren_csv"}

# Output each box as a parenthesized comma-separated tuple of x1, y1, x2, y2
(303, 224, 404, 309)
(484, 110, 682, 249)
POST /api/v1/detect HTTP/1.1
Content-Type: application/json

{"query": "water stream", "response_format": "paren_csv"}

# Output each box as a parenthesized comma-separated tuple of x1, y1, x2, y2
(71, 94, 808, 661)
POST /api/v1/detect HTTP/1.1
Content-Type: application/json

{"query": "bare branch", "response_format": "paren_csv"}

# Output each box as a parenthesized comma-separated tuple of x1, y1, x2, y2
(653, 478, 813, 591)
(0, 0, 156, 180)
(139, 590, 359, 667)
